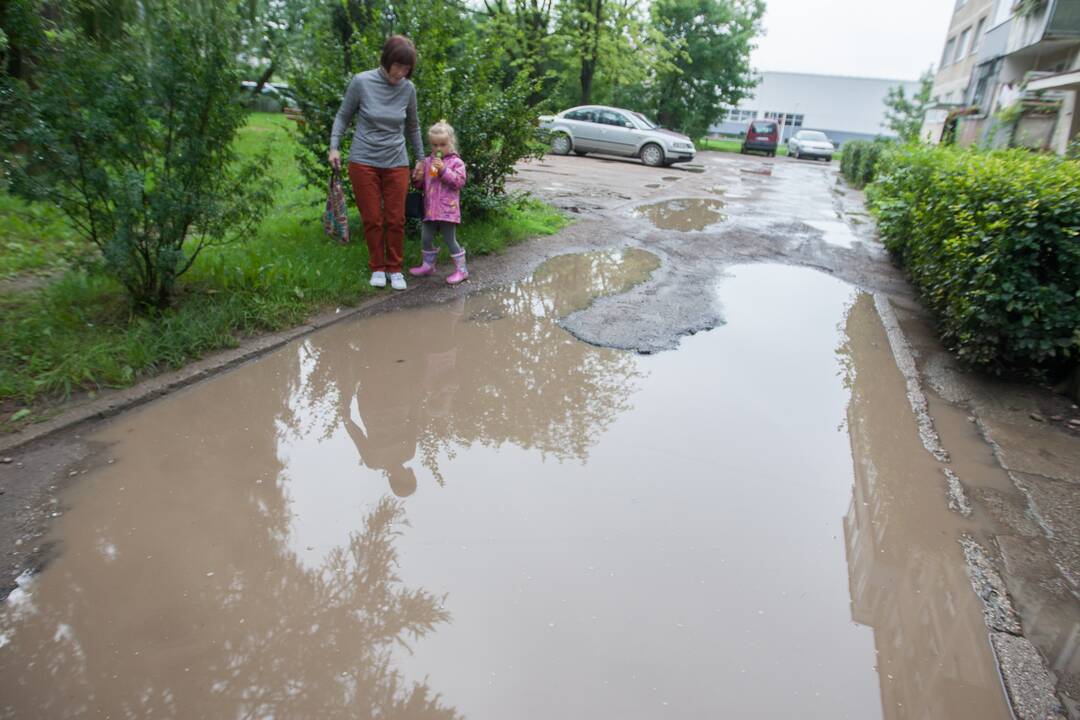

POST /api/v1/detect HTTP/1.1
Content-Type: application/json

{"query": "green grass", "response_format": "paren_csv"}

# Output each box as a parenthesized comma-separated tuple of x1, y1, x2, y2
(695, 137, 789, 156)
(0, 189, 87, 279)
(0, 113, 568, 424)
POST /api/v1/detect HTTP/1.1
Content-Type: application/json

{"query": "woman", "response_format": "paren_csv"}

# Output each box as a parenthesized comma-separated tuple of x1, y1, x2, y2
(328, 35, 424, 291)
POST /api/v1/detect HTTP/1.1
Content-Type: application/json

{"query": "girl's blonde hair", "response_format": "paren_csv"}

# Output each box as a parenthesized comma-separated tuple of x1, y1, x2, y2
(428, 119, 457, 154)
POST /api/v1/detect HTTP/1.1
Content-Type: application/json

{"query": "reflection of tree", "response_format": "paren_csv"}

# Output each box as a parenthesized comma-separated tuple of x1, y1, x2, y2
(280, 250, 650, 489)
(0, 489, 457, 719)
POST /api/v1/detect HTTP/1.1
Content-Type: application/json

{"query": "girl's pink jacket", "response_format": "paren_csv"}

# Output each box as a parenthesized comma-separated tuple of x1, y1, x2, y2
(414, 153, 466, 224)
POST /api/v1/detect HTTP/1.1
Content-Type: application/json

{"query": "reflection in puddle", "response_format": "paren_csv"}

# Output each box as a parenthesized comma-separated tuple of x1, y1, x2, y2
(805, 220, 858, 249)
(634, 198, 727, 232)
(0, 262, 1010, 718)
(840, 296, 1011, 720)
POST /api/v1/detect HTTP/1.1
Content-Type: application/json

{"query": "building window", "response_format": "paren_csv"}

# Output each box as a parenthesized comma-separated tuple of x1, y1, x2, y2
(942, 37, 957, 67)
(971, 17, 987, 54)
(726, 109, 757, 123)
(955, 27, 972, 62)
(762, 111, 804, 127)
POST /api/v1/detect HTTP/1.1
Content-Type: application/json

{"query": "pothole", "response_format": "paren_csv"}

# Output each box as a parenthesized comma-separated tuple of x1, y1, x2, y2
(468, 247, 661, 324)
(633, 198, 727, 232)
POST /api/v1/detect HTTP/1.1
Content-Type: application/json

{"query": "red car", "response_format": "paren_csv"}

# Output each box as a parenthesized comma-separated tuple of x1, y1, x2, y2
(741, 119, 780, 157)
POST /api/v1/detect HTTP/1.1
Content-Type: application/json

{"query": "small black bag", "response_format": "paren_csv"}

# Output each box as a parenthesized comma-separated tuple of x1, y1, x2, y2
(405, 191, 425, 220)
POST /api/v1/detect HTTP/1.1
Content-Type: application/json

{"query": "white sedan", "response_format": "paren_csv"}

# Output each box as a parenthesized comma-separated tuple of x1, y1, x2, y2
(787, 130, 835, 161)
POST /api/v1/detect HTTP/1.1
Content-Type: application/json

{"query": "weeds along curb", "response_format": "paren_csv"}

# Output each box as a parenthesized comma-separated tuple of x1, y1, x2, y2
(0, 292, 401, 457)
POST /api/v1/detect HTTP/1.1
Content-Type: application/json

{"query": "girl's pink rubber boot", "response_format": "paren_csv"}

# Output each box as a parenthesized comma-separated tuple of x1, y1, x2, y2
(409, 250, 439, 277)
(446, 250, 468, 285)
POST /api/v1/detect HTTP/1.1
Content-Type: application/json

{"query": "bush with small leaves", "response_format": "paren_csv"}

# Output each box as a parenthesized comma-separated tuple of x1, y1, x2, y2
(867, 144, 1080, 378)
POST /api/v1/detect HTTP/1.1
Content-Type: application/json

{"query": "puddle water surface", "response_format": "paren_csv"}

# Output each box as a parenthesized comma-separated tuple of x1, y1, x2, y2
(805, 220, 859, 249)
(634, 198, 727, 232)
(0, 258, 1011, 718)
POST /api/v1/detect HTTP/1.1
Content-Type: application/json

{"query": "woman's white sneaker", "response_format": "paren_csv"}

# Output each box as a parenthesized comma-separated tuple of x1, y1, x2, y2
(390, 272, 407, 291)
(370, 271, 387, 288)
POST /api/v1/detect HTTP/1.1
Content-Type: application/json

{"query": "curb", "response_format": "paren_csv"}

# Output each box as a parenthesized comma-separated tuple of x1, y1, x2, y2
(0, 291, 400, 457)
(872, 292, 1066, 720)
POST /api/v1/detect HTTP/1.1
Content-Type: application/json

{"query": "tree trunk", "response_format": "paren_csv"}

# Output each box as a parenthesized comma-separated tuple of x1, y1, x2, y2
(579, 0, 602, 105)
(252, 62, 275, 95)
(1067, 363, 1080, 403)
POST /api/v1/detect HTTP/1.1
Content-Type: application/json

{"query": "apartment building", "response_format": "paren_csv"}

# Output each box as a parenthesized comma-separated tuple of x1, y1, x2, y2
(923, 0, 1080, 152)
(930, 0, 997, 105)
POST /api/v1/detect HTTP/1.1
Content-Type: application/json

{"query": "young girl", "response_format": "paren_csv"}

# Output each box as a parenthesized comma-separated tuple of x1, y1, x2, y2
(409, 120, 468, 284)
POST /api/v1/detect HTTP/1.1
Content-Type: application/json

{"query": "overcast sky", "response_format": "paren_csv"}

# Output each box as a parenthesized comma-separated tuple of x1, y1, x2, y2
(751, 0, 956, 81)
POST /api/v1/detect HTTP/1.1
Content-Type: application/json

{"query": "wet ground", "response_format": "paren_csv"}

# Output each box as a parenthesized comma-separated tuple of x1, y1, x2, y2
(1, 150, 1077, 718)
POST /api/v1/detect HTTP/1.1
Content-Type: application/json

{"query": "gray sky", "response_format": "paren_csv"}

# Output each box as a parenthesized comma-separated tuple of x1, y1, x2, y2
(751, 0, 955, 81)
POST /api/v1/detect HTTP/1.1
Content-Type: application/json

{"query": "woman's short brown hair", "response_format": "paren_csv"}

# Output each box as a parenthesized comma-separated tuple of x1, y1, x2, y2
(381, 36, 417, 78)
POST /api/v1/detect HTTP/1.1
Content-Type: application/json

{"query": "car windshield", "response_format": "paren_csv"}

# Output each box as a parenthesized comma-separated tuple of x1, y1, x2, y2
(799, 131, 829, 142)
(751, 122, 775, 133)
(632, 113, 657, 129)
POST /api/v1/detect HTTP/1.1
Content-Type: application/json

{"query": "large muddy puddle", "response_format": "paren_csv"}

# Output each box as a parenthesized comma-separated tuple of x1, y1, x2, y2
(634, 198, 726, 232)
(0, 257, 1011, 718)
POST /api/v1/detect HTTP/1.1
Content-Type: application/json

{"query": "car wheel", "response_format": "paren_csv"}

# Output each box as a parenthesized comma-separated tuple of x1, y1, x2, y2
(551, 133, 572, 156)
(574, 150, 588, 156)
(793, 149, 800, 159)
(640, 143, 664, 167)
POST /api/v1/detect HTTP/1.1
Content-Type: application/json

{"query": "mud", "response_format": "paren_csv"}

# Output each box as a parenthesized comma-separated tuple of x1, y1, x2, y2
(0, 262, 1014, 718)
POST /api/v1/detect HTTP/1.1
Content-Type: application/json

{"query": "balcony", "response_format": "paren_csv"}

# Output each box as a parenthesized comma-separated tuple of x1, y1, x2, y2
(1006, 0, 1080, 57)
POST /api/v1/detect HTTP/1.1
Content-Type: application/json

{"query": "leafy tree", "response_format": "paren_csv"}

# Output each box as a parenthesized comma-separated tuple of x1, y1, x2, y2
(477, 0, 557, 103)
(238, 0, 306, 95)
(884, 69, 934, 143)
(2, 0, 274, 309)
(647, 0, 764, 139)
(550, 0, 664, 107)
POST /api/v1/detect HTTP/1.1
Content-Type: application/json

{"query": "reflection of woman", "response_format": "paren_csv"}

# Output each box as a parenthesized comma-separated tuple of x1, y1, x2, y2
(328, 35, 425, 292)
(342, 346, 421, 497)
(340, 305, 465, 497)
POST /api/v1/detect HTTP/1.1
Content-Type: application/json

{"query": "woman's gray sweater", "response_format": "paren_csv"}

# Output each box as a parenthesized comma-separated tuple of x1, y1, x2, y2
(330, 68, 424, 168)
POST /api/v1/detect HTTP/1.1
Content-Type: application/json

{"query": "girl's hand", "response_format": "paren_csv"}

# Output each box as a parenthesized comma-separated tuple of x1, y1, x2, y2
(328, 149, 341, 170)
(432, 157, 445, 173)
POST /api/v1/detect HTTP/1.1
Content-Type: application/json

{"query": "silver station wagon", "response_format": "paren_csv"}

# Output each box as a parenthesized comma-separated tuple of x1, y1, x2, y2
(539, 105, 696, 167)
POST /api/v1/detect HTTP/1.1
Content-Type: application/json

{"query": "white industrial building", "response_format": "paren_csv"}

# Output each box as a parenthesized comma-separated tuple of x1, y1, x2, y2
(709, 71, 921, 146)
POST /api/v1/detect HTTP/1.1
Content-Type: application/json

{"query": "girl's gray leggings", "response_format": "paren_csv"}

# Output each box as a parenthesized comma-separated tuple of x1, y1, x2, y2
(421, 221, 463, 255)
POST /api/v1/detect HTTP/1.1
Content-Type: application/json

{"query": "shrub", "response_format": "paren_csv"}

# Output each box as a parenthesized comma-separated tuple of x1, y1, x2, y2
(867, 144, 1080, 375)
(840, 140, 888, 188)
(1, 1, 274, 310)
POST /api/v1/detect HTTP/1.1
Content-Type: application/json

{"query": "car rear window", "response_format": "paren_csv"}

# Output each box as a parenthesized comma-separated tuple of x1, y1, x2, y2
(751, 121, 776, 134)
(565, 109, 596, 123)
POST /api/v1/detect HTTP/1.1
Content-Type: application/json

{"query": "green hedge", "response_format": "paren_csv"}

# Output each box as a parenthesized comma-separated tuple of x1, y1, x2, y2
(840, 140, 888, 188)
(867, 144, 1080, 375)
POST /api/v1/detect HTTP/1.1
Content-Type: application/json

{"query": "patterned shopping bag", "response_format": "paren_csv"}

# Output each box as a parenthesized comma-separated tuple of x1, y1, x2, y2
(323, 168, 350, 245)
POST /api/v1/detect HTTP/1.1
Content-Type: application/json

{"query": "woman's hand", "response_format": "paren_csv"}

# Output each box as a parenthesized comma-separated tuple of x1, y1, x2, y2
(412, 161, 424, 183)
(328, 149, 342, 171)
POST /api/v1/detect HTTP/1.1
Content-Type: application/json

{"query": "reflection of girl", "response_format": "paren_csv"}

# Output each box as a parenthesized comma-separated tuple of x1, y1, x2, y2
(409, 121, 468, 284)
